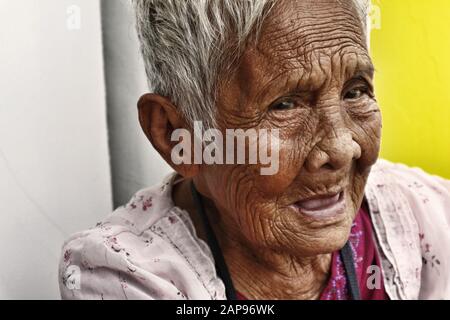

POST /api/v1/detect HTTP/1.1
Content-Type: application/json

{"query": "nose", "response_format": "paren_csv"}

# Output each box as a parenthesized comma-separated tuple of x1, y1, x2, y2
(304, 128, 362, 173)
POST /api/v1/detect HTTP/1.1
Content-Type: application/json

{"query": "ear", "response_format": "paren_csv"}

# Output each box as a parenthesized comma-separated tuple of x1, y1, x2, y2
(137, 93, 199, 178)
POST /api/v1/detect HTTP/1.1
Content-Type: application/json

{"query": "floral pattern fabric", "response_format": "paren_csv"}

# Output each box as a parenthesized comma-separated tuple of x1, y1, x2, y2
(59, 159, 450, 299)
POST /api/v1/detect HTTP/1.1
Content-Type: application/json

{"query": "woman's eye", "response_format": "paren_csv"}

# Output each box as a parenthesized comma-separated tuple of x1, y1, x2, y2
(271, 100, 296, 111)
(344, 88, 367, 100)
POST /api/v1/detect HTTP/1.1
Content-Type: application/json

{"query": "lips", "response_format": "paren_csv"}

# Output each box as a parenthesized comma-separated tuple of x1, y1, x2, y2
(293, 191, 346, 219)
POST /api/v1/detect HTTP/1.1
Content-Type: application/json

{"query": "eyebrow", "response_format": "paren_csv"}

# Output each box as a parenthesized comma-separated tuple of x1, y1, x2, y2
(350, 63, 375, 81)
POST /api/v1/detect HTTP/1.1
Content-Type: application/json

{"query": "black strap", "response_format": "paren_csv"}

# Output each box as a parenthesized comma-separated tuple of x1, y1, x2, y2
(340, 241, 361, 300)
(190, 181, 361, 300)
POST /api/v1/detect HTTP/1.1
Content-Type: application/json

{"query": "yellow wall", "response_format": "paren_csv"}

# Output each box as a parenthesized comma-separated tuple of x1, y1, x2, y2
(370, 0, 450, 178)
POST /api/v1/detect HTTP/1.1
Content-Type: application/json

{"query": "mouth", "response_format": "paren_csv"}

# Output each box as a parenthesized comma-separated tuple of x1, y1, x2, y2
(292, 191, 346, 220)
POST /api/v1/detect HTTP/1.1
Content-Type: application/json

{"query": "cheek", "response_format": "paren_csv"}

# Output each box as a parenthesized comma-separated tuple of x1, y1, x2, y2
(203, 165, 279, 243)
(204, 165, 260, 211)
(353, 110, 382, 168)
(256, 130, 313, 196)
(347, 112, 382, 208)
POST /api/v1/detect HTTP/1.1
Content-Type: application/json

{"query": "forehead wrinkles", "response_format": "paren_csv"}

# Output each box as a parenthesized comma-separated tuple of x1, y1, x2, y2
(230, 45, 370, 113)
(221, 0, 372, 111)
(257, 0, 367, 68)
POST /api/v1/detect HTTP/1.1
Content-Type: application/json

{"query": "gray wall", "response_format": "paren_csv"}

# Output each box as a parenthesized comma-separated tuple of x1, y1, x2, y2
(0, 0, 172, 299)
(0, 0, 112, 299)
(101, 0, 171, 208)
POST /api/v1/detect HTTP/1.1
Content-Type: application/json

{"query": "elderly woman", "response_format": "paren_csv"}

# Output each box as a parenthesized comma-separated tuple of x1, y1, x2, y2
(59, 0, 450, 300)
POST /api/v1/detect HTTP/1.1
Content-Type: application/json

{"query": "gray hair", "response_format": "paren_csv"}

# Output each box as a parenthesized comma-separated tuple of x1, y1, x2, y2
(133, 0, 370, 129)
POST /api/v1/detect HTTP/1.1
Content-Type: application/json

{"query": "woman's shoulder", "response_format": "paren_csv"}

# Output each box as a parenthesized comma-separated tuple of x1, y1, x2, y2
(367, 159, 450, 299)
(370, 159, 450, 209)
(58, 173, 225, 300)
(369, 159, 450, 243)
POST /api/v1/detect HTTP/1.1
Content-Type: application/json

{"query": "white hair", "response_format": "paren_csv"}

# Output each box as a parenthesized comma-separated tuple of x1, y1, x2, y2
(133, 0, 370, 129)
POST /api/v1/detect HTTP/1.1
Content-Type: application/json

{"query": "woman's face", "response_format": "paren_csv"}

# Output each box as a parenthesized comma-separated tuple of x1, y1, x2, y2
(199, 0, 382, 256)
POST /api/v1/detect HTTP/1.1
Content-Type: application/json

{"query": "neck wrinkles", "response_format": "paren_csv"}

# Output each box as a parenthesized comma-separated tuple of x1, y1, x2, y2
(201, 189, 333, 300)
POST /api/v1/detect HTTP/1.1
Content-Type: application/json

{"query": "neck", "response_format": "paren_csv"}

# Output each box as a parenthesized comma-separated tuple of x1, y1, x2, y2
(172, 178, 332, 300)
(214, 213, 332, 300)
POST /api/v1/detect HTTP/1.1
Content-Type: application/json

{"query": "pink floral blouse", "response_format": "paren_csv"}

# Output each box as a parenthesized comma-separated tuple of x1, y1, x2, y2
(59, 160, 450, 300)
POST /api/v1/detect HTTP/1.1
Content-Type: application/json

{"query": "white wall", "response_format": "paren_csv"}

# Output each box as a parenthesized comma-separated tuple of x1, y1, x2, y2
(0, 0, 112, 299)
(101, 0, 171, 208)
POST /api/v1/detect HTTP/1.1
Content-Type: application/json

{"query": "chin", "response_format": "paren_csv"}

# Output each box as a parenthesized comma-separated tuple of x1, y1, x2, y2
(273, 199, 357, 257)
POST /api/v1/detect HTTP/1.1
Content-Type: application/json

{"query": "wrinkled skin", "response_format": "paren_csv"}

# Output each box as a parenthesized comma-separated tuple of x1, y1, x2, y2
(140, 0, 382, 299)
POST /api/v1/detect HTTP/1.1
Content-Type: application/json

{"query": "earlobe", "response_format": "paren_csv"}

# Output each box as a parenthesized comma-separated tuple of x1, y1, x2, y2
(137, 93, 200, 178)
(138, 94, 172, 155)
